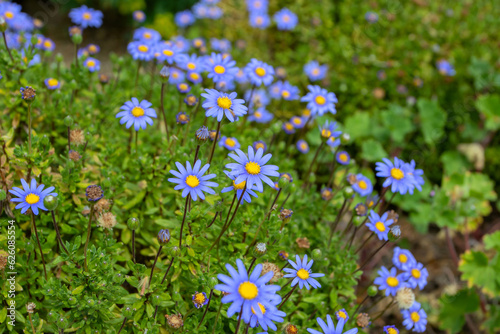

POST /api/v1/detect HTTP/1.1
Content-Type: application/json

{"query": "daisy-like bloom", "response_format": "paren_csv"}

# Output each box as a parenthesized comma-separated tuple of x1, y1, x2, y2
(0, 2, 21, 25)
(169, 68, 186, 85)
(375, 157, 415, 195)
(301, 85, 338, 116)
(177, 83, 191, 94)
(9, 179, 57, 215)
(204, 52, 238, 83)
(235, 68, 248, 84)
(365, 11, 378, 23)
(290, 116, 305, 129)
(173, 35, 191, 52)
(133, 10, 146, 23)
(83, 57, 100, 72)
(244, 59, 274, 86)
(219, 136, 240, 151)
(226, 146, 279, 192)
(404, 160, 425, 191)
(335, 308, 350, 322)
(216, 79, 236, 92)
(221, 171, 259, 204)
(192, 291, 209, 309)
(253, 141, 267, 152)
(116, 98, 157, 131)
(319, 121, 341, 140)
(307, 314, 358, 334)
(168, 160, 218, 201)
(279, 81, 300, 100)
(355, 203, 368, 216)
(178, 54, 203, 72)
(403, 262, 428, 290)
(214, 259, 281, 323)
(69, 5, 103, 28)
(392, 247, 416, 271)
(402, 301, 427, 332)
(366, 211, 394, 241)
(352, 174, 373, 197)
(274, 8, 298, 30)
(201, 89, 247, 122)
(336, 151, 350, 165)
(175, 10, 195, 28)
(283, 255, 324, 290)
(87, 44, 100, 55)
(374, 266, 405, 297)
(248, 107, 273, 123)
(176, 112, 190, 124)
(155, 44, 183, 64)
(133, 27, 161, 43)
(41, 38, 55, 52)
(210, 38, 231, 52)
(192, 37, 205, 48)
(249, 303, 286, 331)
(250, 12, 271, 29)
(365, 194, 379, 208)
(184, 94, 198, 107)
(304, 61, 328, 81)
(86, 185, 104, 202)
(436, 59, 455, 76)
(247, 0, 268, 11)
(245, 89, 270, 108)
(44, 78, 60, 90)
(383, 325, 399, 334)
(187, 71, 203, 84)
(283, 122, 295, 134)
(127, 41, 155, 61)
(297, 140, 309, 154)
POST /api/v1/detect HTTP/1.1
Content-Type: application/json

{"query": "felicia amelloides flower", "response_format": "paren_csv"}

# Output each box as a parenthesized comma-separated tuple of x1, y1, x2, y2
(9, 179, 57, 215)
(403, 262, 428, 290)
(284, 255, 324, 290)
(336, 151, 350, 165)
(375, 157, 422, 195)
(201, 89, 247, 122)
(383, 325, 399, 334)
(301, 85, 338, 116)
(168, 160, 218, 201)
(219, 136, 240, 151)
(248, 302, 286, 331)
(69, 5, 103, 28)
(366, 211, 394, 241)
(127, 40, 154, 61)
(133, 10, 146, 23)
(244, 59, 275, 86)
(374, 266, 405, 296)
(352, 174, 373, 197)
(44, 78, 60, 90)
(116, 98, 157, 131)
(192, 291, 209, 309)
(274, 8, 298, 31)
(304, 60, 328, 81)
(307, 312, 358, 334)
(401, 301, 427, 332)
(205, 52, 238, 83)
(221, 171, 259, 204)
(83, 57, 100, 72)
(133, 27, 161, 42)
(297, 140, 309, 154)
(392, 247, 417, 270)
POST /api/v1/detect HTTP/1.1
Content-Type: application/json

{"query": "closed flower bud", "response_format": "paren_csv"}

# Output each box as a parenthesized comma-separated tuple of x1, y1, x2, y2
(47, 311, 59, 323)
(158, 229, 171, 244)
(367, 285, 378, 297)
(312, 248, 322, 260)
(55, 53, 64, 63)
(253, 242, 267, 258)
(127, 217, 140, 230)
(278, 176, 291, 190)
(64, 115, 74, 127)
(71, 33, 82, 45)
(195, 125, 210, 144)
(122, 306, 135, 318)
(169, 246, 181, 257)
(160, 66, 170, 81)
(208, 276, 218, 290)
(58, 317, 69, 329)
(0, 17, 7, 32)
(388, 225, 401, 242)
(343, 186, 353, 197)
(43, 195, 58, 211)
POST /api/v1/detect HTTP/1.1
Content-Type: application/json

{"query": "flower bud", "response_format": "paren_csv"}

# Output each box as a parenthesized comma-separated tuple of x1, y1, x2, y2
(160, 66, 170, 81)
(122, 306, 135, 318)
(278, 208, 293, 225)
(71, 33, 82, 45)
(0, 16, 7, 33)
(367, 285, 378, 297)
(208, 276, 218, 290)
(55, 53, 64, 63)
(58, 317, 69, 329)
(43, 195, 59, 211)
(127, 217, 140, 230)
(158, 229, 170, 244)
(195, 125, 210, 144)
(278, 176, 290, 190)
(388, 225, 401, 242)
(47, 311, 59, 323)
(278, 250, 289, 261)
(86, 185, 103, 202)
(343, 186, 353, 197)
(169, 246, 181, 257)
(312, 248, 322, 260)
(253, 242, 267, 258)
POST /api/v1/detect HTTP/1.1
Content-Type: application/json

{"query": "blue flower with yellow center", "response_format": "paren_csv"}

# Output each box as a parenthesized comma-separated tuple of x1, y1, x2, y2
(219, 136, 240, 151)
(221, 171, 259, 204)
(402, 302, 427, 332)
(69, 5, 103, 28)
(274, 8, 298, 30)
(169, 68, 186, 85)
(288, 116, 304, 129)
(133, 10, 146, 23)
(352, 174, 372, 197)
(210, 38, 231, 52)
(214, 259, 281, 323)
(319, 121, 341, 140)
(127, 41, 155, 61)
(283, 121, 296, 134)
(44, 78, 60, 90)
(436, 59, 455, 76)
(155, 43, 184, 64)
(366, 211, 394, 241)
(253, 141, 267, 152)
(187, 71, 203, 84)
(192, 291, 209, 309)
(335, 309, 350, 322)
(41, 37, 55, 51)
(9, 178, 57, 215)
(192, 37, 205, 48)
(205, 52, 238, 83)
(304, 61, 328, 81)
(247, 0, 268, 11)
(307, 313, 358, 334)
(117, 98, 157, 131)
(168, 160, 218, 201)
(184, 94, 198, 107)
(0, 2, 21, 25)
(178, 54, 202, 73)
(133, 27, 161, 43)
(244, 59, 275, 86)
(177, 82, 191, 94)
(383, 325, 399, 334)
(283, 255, 325, 290)
(175, 10, 195, 28)
(336, 151, 350, 165)
(86, 44, 100, 55)
(301, 85, 338, 116)
(158, 229, 171, 243)
(392, 247, 416, 271)
(83, 57, 100, 72)
(245, 89, 270, 108)
(225, 146, 279, 192)
(374, 266, 404, 297)
(403, 262, 428, 290)
(375, 157, 415, 195)
(201, 89, 247, 122)
(248, 107, 273, 123)
(249, 302, 285, 331)
(297, 140, 309, 154)
(176, 112, 190, 124)
(250, 12, 271, 29)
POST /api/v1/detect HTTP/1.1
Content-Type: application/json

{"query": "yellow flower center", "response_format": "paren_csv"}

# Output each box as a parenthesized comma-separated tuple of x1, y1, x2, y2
(214, 65, 226, 74)
(190, 73, 200, 80)
(179, 83, 188, 91)
(163, 49, 174, 56)
(375, 222, 386, 232)
(48, 79, 59, 87)
(292, 118, 302, 125)
(321, 129, 331, 138)
(5, 11, 14, 19)
(339, 153, 347, 162)
(225, 138, 236, 147)
(255, 67, 266, 77)
(25, 193, 40, 205)
(144, 32, 151, 39)
(245, 162, 261, 175)
(297, 268, 309, 280)
(255, 143, 264, 150)
(283, 15, 290, 22)
(251, 302, 266, 315)
(315, 95, 326, 105)
(238, 281, 258, 300)
(131, 106, 145, 117)
(194, 293, 206, 305)
(411, 312, 420, 322)
(285, 123, 294, 131)
(86, 60, 95, 67)
(301, 143, 307, 150)
(254, 111, 262, 118)
(88, 45, 97, 53)
(172, 72, 179, 78)
(216, 96, 232, 109)
(303, 109, 311, 116)
(358, 180, 367, 190)
(185, 175, 200, 188)
(390, 168, 404, 180)
(187, 62, 196, 70)
(179, 114, 188, 122)
(83, 12, 91, 20)
(282, 90, 290, 98)
(386, 276, 399, 287)
(312, 68, 319, 75)
(256, 17, 263, 24)
(138, 45, 149, 52)
(233, 180, 246, 190)
(399, 254, 407, 263)
(337, 311, 347, 319)
(43, 40, 52, 48)
(412, 268, 421, 279)
(387, 329, 398, 334)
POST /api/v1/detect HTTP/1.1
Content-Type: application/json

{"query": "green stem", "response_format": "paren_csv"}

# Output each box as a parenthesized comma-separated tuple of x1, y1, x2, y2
(179, 195, 190, 249)
(32, 213, 47, 279)
(83, 203, 95, 271)
(207, 121, 221, 171)
(148, 245, 163, 288)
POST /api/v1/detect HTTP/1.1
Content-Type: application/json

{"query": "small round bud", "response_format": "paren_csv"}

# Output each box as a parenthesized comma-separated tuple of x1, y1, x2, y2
(367, 285, 378, 297)
(69, 80, 78, 89)
(253, 242, 267, 258)
(122, 306, 134, 318)
(169, 246, 181, 257)
(47, 311, 59, 323)
(71, 33, 82, 45)
(0, 17, 7, 33)
(278, 208, 293, 225)
(43, 195, 59, 211)
(158, 229, 171, 244)
(113, 273, 125, 284)
(0, 189, 6, 201)
(311, 249, 322, 260)
(388, 225, 401, 242)
(208, 277, 218, 290)
(343, 186, 354, 197)
(278, 176, 290, 190)
(55, 53, 63, 62)
(58, 317, 69, 329)
(195, 126, 210, 144)
(127, 217, 140, 230)
(214, 200, 224, 213)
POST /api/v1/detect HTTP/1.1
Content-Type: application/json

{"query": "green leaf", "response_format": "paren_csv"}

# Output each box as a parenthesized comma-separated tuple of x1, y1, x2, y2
(484, 231, 500, 251)
(360, 139, 387, 162)
(380, 104, 415, 144)
(476, 94, 500, 131)
(344, 112, 371, 140)
(417, 98, 446, 145)
(459, 250, 500, 297)
(72, 285, 85, 295)
(438, 288, 479, 333)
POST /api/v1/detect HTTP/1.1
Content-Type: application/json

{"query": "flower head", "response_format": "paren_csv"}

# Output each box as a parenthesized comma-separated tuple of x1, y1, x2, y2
(133, 27, 161, 42)
(177, 83, 191, 94)
(83, 57, 100, 72)
(307, 313, 358, 334)
(297, 140, 309, 154)
(365, 11, 378, 23)
(375, 157, 416, 195)
(44, 78, 60, 90)
(204, 52, 238, 83)
(192, 291, 209, 309)
(133, 10, 146, 22)
(156, 43, 184, 64)
(383, 325, 399, 334)
(221, 171, 259, 204)
(158, 229, 171, 243)
(248, 107, 273, 123)
(402, 301, 427, 332)
(176, 112, 190, 124)
(403, 262, 428, 290)
(201, 89, 247, 122)
(250, 12, 271, 29)
(219, 136, 240, 151)
(283, 255, 324, 290)
(195, 126, 210, 142)
(20, 86, 36, 101)
(184, 94, 198, 107)
(392, 247, 416, 271)
(175, 10, 195, 27)
(304, 61, 328, 81)
(253, 141, 267, 152)
(321, 187, 333, 201)
(9, 179, 57, 215)
(352, 174, 372, 197)
(117, 98, 157, 131)
(178, 53, 203, 73)
(274, 8, 298, 30)
(302, 85, 338, 116)
(249, 303, 286, 331)
(69, 5, 103, 28)
(86, 185, 103, 202)
(366, 211, 394, 241)
(336, 151, 350, 165)
(168, 160, 218, 201)
(374, 266, 405, 296)
(127, 41, 155, 61)
(244, 59, 275, 86)
(436, 59, 456, 76)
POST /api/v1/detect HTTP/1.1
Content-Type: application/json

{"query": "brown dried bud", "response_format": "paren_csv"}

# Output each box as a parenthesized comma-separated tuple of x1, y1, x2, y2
(165, 313, 184, 329)
(261, 262, 283, 283)
(26, 302, 36, 314)
(356, 313, 370, 328)
(70, 129, 85, 146)
(97, 212, 117, 230)
(296, 237, 310, 249)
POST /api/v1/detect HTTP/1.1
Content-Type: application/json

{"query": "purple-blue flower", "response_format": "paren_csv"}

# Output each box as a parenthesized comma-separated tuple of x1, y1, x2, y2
(392, 247, 417, 271)
(116, 98, 157, 131)
(244, 59, 275, 86)
(205, 52, 238, 83)
(83, 57, 100, 72)
(297, 140, 309, 154)
(249, 12, 271, 29)
(366, 211, 394, 241)
(352, 174, 373, 197)
(175, 10, 195, 27)
(375, 157, 416, 195)
(336, 151, 350, 165)
(168, 160, 218, 201)
(201, 89, 247, 122)
(403, 262, 428, 290)
(374, 266, 405, 297)
(307, 313, 358, 334)
(69, 5, 103, 29)
(248, 107, 273, 123)
(283, 255, 324, 290)
(133, 27, 161, 43)
(9, 179, 57, 215)
(219, 136, 240, 151)
(221, 171, 259, 204)
(304, 61, 328, 81)
(301, 85, 338, 116)
(274, 8, 298, 30)
(402, 301, 427, 332)
(127, 41, 155, 61)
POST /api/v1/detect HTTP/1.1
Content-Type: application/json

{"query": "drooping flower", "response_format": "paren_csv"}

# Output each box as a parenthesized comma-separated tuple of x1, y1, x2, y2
(366, 211, 394, 241)
(352, 174, 373, 197)
(9, 179, 57, 215)
(221, 171, 259, 204)
(116, 98, 157, 131)
(69, 5, 103, 28)
(304, 61, 328, 81)
(307, 313, 358, 334)
(274, 8, 298, 30)
(401, 301, 427, 332)
(374, 266, 405, 297)
(168, 160, 218, 201)
(283, 255, 324, 290)
(201, 89, 247, 122)
(219, 136, 240, 151)
(244, 59, 275, 86)
(301, 85, 338, 116)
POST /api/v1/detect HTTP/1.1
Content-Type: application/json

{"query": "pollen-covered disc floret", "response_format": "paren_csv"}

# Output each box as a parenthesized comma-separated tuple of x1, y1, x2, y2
(117, 97, 157, 131)
(192, 291, 209, 309)
(168, 160, 218, 201)
(9, 178, 58, 215)
(283, 254, 324, 290)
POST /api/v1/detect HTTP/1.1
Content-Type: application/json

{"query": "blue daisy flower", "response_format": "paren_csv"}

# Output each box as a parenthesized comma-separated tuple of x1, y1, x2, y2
(155, 43, 184, 64)
(244, 59, 275, 86)
(9, 178, 57, 215)
(175, 10, 195, 28)
(172, 35, 191, 52)
(127, 41, 155, 61)
(302, 85, 338, 116)
(133, 10, 146, 22)
(365, 11, 378, 23)
(215, 79, 236, 92)
(253, 141, 267, 152)
(210, 38, 231, 52)
(248, 107, 273, 123)
(403, 262, 428, 290)
(83, 57, 100, 72)
(290, 116, 305, 129)
(436, 59, 456, 76)
(214, 259, 281, 323)
(319, 121, 341, 140)
(219, 136, 241, 151)
(206, 6, 223, 19)
(193, 3, 209, 18)
(274, 8, 298, 30)
(221, 171, 259, 204)
(307, 314, 358, 334)
(235, 68, 249, 84)
(304, 61, 328, 81)
(204, 53, 238, 83)
(279, 81, 300, 100)
(225, 146, 279, 192)
(187, 71, 203, 84)
(365, 194, 379, 208)
(116, 98, 157, 131)
(297, 140, 309, 154)
(86, 44, 100, 55)
(283, 255, 325, 290)
(247, 0, 268, 12)
(250, 12, 271, 29)
(404, 160, 425, 191)
(41, 38, 55, 52)
(176, 112, 190, 124)
(69, 5, 103, 29)
(168, 160, 218, 201)
(335, 309, 349, 322)
(192, 291, 209, 309)
(352, 174, 373, 197)
(375, 157, 416, 195)
(44, 78, 60, 90)
(402, 301, 427, 332)
(0, 2, 21, 25)
(245, 89, 270, 108)
(327, 136, 341, 148)
(192, 37, 205, 48)
(336, 151, 350, 165)
(249, 303, 285, 331)
(168, 68, 186, 84)
(283, 121, 296, 134)
(133, 27, 161, 43)
(201, 89, 247, 122)
(177, 83, 191, 94)
(383, 325, 399, 334)
(178, 54, 203, 72)
(374, 266, 405, 297)
(392, 247, 417, 271)
(366, 211, 394, 241)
